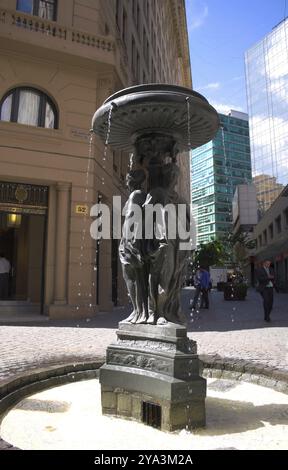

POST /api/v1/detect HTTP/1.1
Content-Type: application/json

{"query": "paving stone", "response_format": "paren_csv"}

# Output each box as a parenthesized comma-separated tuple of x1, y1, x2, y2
(0, 289, 287, 389)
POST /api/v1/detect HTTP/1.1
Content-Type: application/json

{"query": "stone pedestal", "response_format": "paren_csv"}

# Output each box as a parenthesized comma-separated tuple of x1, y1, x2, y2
(99, 323, 206, 431)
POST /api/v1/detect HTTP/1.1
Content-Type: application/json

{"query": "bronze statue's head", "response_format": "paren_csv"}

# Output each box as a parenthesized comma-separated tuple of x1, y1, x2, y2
(126, 169, 146, 191)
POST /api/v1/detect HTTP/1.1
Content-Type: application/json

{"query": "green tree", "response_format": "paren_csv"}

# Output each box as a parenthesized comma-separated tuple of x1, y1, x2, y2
(193, 240, 226, 269)
(219, 232, 256, 269)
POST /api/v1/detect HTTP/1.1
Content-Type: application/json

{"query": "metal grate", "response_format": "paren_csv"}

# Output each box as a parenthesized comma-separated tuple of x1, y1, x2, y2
(142, 401, 161, 429)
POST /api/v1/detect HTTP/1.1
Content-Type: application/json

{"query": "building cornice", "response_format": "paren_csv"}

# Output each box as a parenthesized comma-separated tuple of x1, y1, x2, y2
(169, 0, 192, 88)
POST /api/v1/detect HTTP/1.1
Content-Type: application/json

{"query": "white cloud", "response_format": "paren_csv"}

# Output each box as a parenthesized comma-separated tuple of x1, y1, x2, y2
(199, 82, 220, 91)
(210, 102, 244, 114)
(189, 4, 208, 31)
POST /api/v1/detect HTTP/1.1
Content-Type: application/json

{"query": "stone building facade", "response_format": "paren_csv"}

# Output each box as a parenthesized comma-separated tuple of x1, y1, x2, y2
(0, 0, 192, 318)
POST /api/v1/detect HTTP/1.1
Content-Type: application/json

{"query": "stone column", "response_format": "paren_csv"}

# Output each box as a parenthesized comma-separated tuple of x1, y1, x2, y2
(54, 183, 71, 304)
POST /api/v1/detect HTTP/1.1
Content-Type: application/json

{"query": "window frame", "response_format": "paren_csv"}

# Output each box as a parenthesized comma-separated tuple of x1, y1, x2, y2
(16, 0, 57, 22)
(0, 87, 58, 129)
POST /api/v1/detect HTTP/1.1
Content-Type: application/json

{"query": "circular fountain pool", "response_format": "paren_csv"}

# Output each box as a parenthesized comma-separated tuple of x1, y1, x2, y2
(1, 378, 287, 450)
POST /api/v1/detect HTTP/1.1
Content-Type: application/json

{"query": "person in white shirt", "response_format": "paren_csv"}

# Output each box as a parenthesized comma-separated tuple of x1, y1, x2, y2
(0, 253, 11, 299)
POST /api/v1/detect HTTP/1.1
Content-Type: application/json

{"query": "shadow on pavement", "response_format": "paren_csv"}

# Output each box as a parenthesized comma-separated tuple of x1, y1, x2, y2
(0, 289, 287, 332)
(196, 396, 288, 436)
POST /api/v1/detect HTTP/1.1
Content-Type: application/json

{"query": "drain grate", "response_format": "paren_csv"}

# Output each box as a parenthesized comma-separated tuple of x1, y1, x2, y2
(142, 401, 162, 429)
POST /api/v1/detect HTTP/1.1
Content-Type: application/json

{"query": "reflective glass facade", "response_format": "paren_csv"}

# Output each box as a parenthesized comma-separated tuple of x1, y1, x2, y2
(245, 18, 288, 213)
(191, 112, 251, 245)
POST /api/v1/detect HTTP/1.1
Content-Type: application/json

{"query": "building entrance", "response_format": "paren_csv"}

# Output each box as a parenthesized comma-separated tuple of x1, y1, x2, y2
(0, 182, 48, 313)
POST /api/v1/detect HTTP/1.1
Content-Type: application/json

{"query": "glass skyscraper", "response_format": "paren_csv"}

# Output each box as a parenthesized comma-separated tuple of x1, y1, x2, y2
(191, 111, 252, 245)
(245, 17, 288, 213)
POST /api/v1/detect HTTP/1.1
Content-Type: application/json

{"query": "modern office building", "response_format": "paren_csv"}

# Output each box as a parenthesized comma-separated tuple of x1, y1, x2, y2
(232, 183, 258, 284)
(253, 174, 284, 215)
(191, 110, 251, 245)
(253, 185, 288, 291)
(0, 0, 191, 318)
(245, 17, 288, 212)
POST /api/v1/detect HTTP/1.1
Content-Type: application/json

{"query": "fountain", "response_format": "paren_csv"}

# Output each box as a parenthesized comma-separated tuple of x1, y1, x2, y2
(92, 84, 219, 431)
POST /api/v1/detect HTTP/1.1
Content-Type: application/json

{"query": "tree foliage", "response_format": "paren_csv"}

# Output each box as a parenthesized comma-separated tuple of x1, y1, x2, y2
(193, 240, 226, 269)
(193, 233, 255, 269)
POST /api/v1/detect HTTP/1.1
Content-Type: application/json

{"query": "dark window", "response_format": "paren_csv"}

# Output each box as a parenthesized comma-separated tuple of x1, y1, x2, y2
(269, 223, 274, 240)
(136, 52, 140, 82)
(116, 0, 120, 30)
(122, 9, 127, 46)
(0, 87, 58, 129)
(17, 0, 57, 21)
(136, 3, 140, 29)
(132, 0, 137, 23)
(275, 215, 282, 234)
(131, 36, 136, 76)
(284, 208, 288, 227)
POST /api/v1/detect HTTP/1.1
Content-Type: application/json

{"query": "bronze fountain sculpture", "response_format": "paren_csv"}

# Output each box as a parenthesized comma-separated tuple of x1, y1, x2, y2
(92, 84, 219, 431)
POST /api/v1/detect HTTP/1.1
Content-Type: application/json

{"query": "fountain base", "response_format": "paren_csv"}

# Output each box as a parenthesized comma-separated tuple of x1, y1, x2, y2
(100, 323, 206, 431)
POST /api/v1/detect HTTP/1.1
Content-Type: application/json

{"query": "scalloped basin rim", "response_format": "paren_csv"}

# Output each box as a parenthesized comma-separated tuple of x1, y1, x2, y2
(93, 92, 214, 120)
(92, 84, 220, 151)
(103, 83, 210, 105)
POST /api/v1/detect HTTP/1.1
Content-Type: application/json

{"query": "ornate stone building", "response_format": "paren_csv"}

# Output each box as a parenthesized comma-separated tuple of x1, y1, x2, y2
(0, 0, 191, 318)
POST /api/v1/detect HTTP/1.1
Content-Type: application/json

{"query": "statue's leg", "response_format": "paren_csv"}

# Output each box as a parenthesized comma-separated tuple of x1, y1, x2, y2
(161, 245, 188, 325)
(155, 244, 174, 323)
(146, 261, 159, 325)
(134, 266, 149, 324)
(146, 245, 168, 325)
(121, 264, 138, 323)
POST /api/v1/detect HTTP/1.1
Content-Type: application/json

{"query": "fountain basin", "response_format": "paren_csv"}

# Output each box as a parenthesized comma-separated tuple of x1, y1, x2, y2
(2, 377, 288, 450)
(92, 84, 219, 152)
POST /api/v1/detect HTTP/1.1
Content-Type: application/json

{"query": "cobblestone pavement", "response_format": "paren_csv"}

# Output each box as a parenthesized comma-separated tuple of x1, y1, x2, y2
(0, 288, 287, 382)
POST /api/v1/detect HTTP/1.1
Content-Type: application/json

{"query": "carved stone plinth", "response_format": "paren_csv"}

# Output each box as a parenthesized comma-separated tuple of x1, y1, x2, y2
(99, 323, 206, 431)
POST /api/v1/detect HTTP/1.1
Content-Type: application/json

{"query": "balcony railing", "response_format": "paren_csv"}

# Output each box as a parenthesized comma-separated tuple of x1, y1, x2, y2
(0, 8, 114, 53)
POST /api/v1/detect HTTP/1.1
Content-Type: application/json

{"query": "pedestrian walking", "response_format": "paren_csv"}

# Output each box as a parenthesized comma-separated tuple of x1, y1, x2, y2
(256, 259, 275, 322)
(190, 269, 201, 310)
(190, 267, 210, 310)
(199, 267, 210, 309)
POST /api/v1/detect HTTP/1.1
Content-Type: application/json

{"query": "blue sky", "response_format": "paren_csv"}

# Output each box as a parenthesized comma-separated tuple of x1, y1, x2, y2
(185, 0, 287, 114)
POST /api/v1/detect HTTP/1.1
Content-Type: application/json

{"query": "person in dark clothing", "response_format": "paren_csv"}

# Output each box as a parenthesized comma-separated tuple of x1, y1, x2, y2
(0, 253, 11, 300)
(256, 259, 275, 322)
(199, 267, 210, 309)
(190, 269, 201, 309)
